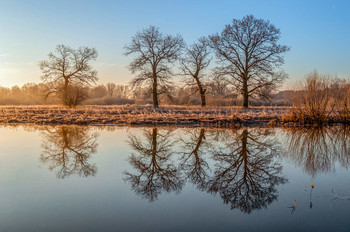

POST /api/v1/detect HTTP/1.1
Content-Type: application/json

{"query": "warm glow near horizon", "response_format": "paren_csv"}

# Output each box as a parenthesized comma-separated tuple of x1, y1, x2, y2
(1, 0, 350, 89)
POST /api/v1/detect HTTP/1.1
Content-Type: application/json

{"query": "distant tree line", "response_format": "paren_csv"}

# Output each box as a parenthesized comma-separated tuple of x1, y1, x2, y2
(0, 81, 292, 106)
(0, 82, 132, 105)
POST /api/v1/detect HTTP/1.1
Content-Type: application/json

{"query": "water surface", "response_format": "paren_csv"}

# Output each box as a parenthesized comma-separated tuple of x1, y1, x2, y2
(0, 125, 349, 232)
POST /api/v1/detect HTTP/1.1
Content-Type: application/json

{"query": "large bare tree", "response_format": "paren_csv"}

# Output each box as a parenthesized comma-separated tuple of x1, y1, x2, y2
(210, 15, 289, 107)
(124, 26, 185, 107)
(39, 44, 98, 106)
(180, 38, 211, 107)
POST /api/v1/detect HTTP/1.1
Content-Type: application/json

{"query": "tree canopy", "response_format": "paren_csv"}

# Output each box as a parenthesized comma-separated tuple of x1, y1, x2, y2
(39, 44, 98, 106)
(210, 15, 289, 107)
(124, 26, 185, 107)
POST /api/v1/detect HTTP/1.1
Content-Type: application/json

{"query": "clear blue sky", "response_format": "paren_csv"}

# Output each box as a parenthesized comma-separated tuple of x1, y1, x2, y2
(0, 0, 349, 89)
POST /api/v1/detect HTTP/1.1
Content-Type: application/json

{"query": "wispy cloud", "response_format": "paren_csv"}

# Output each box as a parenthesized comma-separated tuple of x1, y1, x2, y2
(0, 53, 9, 57)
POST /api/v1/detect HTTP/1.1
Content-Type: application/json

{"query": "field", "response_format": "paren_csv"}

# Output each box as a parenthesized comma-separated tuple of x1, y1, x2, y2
(0, 105, 291, 127)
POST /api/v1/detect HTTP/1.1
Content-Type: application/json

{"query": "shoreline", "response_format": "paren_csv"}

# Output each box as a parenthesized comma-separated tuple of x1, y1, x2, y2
(1, 105, 348, 127)
(0, 105, 289, 127)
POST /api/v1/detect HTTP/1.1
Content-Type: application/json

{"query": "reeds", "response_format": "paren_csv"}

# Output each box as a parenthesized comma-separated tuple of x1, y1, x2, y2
(334, 82, 350, 123)
(282, 71, 350, 125)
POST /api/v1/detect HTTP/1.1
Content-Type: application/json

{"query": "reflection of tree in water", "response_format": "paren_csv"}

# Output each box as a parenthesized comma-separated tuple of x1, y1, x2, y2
(40, 126, 98, 179)
(207, 129, 287, 214)
(284, 126, 350, 177)
(333, 127, 350, 167)
(124, 127, 183, 201)
(124, 127, 287, 213)
(179, 128, 210, 190)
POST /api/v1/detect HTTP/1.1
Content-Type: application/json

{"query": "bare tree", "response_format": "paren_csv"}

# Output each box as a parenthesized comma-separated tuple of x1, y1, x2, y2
(180, 38, 211, 107)
(39, 44, 98, 106)
(106, 82, 116, 96)
(210, 15, 289, 107)
(207, 75, 231, 97)
(114, 85, 130, 98)
(124, 26, 185, 107)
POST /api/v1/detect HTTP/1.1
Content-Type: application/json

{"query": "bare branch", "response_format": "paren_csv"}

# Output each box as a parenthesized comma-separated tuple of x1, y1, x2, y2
(124, 26, 185, 107)
(209, 15, 289, 107)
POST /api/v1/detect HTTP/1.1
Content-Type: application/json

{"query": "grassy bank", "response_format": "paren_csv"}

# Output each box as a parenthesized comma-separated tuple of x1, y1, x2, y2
(0, 105, 290, 127)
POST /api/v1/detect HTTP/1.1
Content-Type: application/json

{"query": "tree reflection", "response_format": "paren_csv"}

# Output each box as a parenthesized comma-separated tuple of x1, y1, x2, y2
(207, 129, 287, 214)
(284, 126, 350, 177)
(40, 126, 98, 179)
(179, 128, 210, 190)
(124, 127, 183, 201)
(333, 127, 350, 168)
(124, 127, 288, 212)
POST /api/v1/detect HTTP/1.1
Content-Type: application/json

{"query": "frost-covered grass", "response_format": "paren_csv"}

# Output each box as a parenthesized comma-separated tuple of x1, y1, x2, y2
(0, 105, 290, 127)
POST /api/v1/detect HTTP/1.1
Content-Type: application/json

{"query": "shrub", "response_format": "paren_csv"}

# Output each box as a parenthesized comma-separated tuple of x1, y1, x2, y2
(288, 71, 335, 124)
(61, 85, 88, 107)
(334, 82, 350, 123)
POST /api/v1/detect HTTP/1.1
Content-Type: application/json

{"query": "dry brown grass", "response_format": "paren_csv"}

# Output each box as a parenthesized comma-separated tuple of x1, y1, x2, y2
(0, 105, 290, 127)
(281, 72, 350, 126)
(285, 72, 334, 125)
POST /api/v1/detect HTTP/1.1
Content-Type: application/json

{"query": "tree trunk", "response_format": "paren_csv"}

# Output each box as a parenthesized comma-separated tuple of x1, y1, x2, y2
(152, 76, 159, 108)
(195, 77, 206, 107)
(242, 79, 249, 108)
(63, 78, 69, 105)
(64, 78, 69, 93)
(200, 91, 206, 107)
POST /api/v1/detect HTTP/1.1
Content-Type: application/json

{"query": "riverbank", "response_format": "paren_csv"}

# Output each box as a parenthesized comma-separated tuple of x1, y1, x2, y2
(0, 105, 291, 127)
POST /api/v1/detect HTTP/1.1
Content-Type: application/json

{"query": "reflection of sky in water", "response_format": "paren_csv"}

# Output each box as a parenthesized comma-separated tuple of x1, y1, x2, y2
(0, 126, 349, 232)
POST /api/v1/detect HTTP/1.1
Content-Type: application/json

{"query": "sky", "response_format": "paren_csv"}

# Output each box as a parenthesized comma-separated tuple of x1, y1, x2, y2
(0, 0, 350, 89)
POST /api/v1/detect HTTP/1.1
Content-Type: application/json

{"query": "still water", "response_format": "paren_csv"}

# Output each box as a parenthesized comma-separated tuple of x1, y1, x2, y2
(0, 125, 349, 232)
